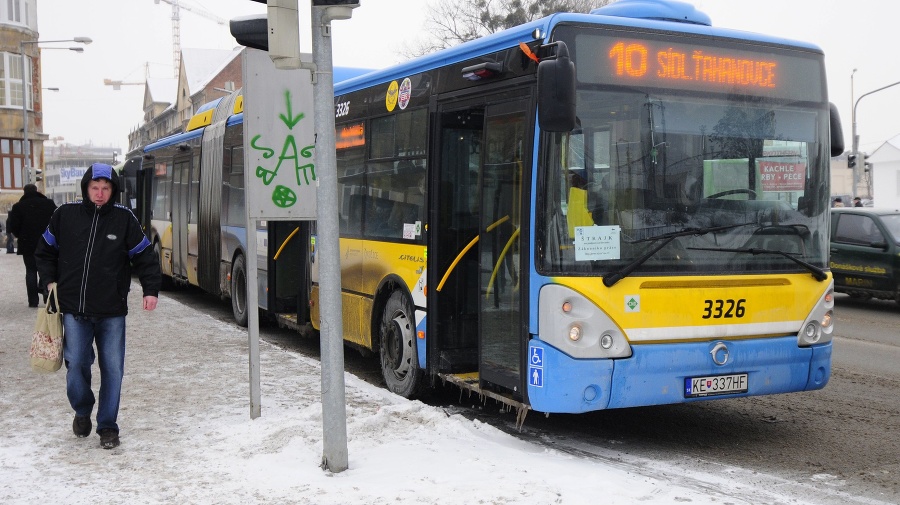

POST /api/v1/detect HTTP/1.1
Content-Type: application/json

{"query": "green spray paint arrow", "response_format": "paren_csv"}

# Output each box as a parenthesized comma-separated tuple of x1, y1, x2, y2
(279, 90, 304, 130)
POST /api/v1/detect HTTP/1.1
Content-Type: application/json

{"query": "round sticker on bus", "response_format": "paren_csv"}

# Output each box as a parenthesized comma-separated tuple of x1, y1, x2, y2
(398, 77, 412, 110)
(386, 80, 399, 112)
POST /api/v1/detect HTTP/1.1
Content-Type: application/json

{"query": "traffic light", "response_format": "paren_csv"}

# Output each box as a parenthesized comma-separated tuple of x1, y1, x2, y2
(231, 0, 301, 69)
(864, 153, 872, 172)
(34, 168, 42, 182)
(847, 153, 857, 168)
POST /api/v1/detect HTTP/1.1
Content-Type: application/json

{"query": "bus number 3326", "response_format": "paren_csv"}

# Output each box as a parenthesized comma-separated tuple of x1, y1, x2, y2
(702, 299, 747, 319)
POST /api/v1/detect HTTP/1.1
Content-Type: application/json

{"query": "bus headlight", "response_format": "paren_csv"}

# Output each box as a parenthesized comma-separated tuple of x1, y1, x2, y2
(569, 325, 582, 341)
(600, 332, 614, 349)
(797, 282, 834, 346)
(802, 322, 820, 344)
(539, 285, 632, 359)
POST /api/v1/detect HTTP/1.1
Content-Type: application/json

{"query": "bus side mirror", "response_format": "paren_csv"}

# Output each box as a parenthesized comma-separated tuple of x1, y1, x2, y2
(829, 102, 844, 157)
(537, 42, 576, 132)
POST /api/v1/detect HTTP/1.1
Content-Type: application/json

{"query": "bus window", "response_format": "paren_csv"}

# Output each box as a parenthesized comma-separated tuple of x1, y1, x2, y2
(365, 160, 425, 240)
(223, 145, 245, 228)
(152, 161, 172, 221)
(336, 138, 365, 236)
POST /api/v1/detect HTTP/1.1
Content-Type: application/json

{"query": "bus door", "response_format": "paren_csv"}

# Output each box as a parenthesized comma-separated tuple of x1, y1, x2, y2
(431, 90, 531, 397)
(171, 155, 193, 281)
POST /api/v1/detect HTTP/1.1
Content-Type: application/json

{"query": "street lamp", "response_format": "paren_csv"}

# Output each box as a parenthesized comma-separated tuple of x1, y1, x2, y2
(20, 36, 91, 186)
(851, 78, 900, 199)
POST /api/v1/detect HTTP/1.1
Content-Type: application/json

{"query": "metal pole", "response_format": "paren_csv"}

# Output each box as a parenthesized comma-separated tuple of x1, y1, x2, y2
(852, 79, 900, 198)
(17, 37, 91, 187)
(21, 41, 30, 186)
(311, 4, 351, 474)
(849, 69, 857, 200)
(246, 220, 262, 420)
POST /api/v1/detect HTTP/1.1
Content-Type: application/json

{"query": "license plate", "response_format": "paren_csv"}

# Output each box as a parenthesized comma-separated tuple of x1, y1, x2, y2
(684, 373, 748, 398)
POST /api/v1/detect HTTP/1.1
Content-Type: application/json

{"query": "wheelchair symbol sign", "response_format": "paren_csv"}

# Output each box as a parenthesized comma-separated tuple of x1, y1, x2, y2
(528, 346, 544, 388)
(529, 346, 543, 367)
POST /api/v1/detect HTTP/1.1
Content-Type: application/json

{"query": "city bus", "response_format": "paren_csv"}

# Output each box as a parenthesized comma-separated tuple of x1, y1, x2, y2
(141, 0, 844, 416)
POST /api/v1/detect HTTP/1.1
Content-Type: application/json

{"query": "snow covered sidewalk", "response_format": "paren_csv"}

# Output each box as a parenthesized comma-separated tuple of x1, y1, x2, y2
(1, 252, 802, 504)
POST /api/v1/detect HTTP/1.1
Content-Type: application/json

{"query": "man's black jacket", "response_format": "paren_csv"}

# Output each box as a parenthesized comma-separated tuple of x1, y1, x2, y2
(35, 164, 160, 317)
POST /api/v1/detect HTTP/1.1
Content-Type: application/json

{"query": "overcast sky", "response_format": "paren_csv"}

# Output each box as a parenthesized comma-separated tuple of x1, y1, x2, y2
(35, 0, 897, 155)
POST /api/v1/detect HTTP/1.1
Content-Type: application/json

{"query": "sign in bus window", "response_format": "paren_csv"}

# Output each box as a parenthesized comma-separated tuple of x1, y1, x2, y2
(574, 225, 620, 261)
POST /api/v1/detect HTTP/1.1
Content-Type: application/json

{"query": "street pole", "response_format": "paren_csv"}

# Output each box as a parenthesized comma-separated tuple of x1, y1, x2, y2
(853, 79, 900, 199)
(21, 41, 30, 186)
(849, 69, 857, 199)
(18, 37, 91, 187)
(311, 1, 356, 474)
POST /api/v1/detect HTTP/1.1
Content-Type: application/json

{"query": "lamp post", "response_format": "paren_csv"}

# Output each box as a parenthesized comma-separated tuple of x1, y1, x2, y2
(852, 79, 900, 199)
(20, 37, 91, 186)
(850, 68, 857, 199)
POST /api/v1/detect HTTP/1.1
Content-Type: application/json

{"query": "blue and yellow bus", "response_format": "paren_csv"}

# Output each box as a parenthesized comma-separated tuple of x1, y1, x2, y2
(142, 0, 844, 416)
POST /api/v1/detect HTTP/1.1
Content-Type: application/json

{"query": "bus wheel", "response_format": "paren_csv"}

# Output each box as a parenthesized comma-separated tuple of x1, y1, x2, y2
(231, 254, 249, 327)
(379, 290, 424, 398)
(154, 241, 175, 290)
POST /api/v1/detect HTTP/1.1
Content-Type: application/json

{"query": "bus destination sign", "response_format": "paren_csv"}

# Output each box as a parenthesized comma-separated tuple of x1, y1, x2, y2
(607, 40, 777, 90)
(573, 32, 824, 101)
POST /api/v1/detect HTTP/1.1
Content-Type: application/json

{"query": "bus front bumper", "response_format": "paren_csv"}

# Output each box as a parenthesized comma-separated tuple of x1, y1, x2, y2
(525, 336, 831, 414)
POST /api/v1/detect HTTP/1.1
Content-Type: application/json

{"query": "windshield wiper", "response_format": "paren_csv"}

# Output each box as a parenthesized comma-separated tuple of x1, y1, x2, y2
(603, 222, 756, 287)
(687, 246, 827, 281)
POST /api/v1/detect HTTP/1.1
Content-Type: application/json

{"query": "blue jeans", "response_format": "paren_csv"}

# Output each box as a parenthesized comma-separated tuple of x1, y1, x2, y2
(63, 314, 127, 433)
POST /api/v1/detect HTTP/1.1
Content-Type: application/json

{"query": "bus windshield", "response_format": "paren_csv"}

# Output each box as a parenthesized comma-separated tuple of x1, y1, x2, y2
(539, 32, 830, 278)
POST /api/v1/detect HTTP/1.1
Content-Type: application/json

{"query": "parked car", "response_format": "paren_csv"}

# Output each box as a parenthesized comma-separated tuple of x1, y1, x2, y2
(829, 207, 900, 304)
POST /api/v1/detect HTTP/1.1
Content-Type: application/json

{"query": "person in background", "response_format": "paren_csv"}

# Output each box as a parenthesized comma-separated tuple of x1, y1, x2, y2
(8, 184, 57, 307)
(853, 197, 863, 207)
(5, 217, 14, 253)
(35, 164, 161, 450)
(832, 197, 844, 207)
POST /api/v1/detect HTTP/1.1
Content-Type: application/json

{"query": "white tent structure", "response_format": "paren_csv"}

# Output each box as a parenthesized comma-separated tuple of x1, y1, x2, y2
(868, 134, 900, 208)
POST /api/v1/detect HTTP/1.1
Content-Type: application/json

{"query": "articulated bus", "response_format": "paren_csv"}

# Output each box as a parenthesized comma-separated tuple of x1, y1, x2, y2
(140, 0, 844, 416)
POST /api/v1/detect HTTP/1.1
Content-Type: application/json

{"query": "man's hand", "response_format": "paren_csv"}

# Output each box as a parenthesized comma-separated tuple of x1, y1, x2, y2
(143, 295, 158, 311)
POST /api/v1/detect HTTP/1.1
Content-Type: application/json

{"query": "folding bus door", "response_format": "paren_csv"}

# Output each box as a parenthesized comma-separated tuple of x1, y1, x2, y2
(431, 89, 532, 397)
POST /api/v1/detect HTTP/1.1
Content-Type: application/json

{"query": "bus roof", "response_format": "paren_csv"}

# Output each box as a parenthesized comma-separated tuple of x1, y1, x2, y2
(335, 5, 822, 96)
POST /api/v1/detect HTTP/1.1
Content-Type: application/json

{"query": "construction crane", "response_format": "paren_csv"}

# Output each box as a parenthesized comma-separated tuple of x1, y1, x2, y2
(154, 0, 226, 76)
(103, 78, 145, 90)
(104, 63, 152, 90)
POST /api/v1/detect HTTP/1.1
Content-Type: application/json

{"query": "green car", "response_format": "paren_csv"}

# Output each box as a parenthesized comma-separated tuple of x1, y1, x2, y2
(830, 207, 900, 304)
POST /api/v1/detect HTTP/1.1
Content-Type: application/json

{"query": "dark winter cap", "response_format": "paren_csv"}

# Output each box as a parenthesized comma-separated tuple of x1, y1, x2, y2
(23, 184, 37, 194)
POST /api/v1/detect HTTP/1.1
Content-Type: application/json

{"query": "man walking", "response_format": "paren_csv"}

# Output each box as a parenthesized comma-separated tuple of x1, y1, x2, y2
(35, 164, 161, 450)
(8, 184, 57, 307)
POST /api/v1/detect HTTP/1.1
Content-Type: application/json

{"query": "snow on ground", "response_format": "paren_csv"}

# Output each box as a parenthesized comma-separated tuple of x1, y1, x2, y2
(1, 252, 816, 504)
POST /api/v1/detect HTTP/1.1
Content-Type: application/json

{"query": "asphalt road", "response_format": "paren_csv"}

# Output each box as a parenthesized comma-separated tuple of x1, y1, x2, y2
(164, 286, 900, 505)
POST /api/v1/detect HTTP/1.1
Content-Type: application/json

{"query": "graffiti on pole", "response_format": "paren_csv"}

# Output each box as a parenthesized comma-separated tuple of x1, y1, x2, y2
(242, 48, 317, 220)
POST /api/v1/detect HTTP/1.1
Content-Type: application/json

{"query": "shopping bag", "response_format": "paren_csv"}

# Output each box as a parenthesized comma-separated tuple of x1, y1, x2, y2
(29, 286, 64, 373)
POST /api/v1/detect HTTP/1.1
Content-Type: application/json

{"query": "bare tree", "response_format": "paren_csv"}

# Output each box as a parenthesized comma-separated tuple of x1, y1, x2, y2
(405, 0, 614, 58)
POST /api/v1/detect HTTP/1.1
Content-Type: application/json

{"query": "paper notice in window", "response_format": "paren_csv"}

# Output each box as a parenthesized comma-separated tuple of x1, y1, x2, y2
(575, 225, 621, 261)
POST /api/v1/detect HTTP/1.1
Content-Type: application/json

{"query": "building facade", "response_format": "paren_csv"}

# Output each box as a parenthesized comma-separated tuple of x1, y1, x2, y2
(43, 141, 121, 205)
(127, 47, 242, 158)
(0, 0, 43, 216)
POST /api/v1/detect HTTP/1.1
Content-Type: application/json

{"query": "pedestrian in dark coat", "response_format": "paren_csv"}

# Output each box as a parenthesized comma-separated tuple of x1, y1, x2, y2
(8, 184, 56, 307)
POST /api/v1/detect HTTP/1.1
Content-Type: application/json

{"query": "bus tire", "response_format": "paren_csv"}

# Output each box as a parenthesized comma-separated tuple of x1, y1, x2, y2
(154, 240, 175, 291)
(379, 290, 425, 398)
(231, 254, 249, 327)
